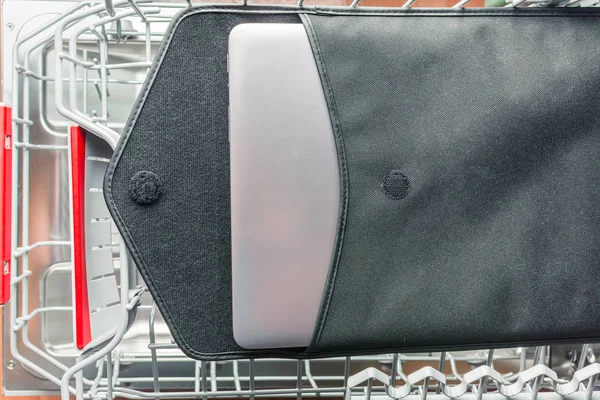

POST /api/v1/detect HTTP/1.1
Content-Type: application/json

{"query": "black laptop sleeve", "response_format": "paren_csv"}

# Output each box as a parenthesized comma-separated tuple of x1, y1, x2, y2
(104, 5, 600, 360)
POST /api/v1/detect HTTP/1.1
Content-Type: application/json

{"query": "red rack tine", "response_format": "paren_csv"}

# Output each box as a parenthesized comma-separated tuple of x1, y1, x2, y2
(0, 106, 12, 305)
(70, 125, 92, 349)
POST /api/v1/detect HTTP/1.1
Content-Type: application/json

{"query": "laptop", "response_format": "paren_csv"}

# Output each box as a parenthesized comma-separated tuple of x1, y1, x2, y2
(228, 23, 340, 349)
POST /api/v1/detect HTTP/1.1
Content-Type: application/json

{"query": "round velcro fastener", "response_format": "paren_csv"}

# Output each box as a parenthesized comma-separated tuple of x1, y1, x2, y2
(381, 170, 410, 200)
(129, 171, 161, 205)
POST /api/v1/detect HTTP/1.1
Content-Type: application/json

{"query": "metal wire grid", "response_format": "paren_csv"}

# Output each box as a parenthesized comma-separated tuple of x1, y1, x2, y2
(8, 1, 177, 396)
(79, 344, 590, 400)
(5, 0, 600, 399)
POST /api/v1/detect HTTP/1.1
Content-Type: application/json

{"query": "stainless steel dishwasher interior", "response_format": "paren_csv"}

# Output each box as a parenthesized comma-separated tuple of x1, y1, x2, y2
(3, 2, 600, 397)
(3, 22, 183, 391)
(39, 40, 175, 358)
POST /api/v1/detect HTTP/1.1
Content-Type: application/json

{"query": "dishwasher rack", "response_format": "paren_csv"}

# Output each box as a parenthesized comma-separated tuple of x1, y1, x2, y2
(3, 0, 600, 399)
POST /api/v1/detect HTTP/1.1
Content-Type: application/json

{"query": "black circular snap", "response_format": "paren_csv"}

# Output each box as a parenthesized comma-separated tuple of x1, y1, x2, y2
(381, 170, 410, 200)
(129, 171, 161, 205)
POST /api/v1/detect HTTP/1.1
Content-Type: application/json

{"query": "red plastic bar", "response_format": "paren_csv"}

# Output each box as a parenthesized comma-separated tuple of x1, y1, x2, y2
(0, 106, 12, 305)
(70, 125, 91, 349)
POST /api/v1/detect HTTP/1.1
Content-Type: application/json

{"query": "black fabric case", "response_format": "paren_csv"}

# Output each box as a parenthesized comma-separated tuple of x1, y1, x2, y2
(104, 6, 600, 360)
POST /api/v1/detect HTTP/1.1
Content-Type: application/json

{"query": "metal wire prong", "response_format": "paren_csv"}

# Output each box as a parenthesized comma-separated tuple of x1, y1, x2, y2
(249, 359, 256, 400)
(505, 0, 528, 7)
(365, 377, 373, 400)
(586, 373, 598, 400)
(401, 0, 418, 8)
(304, 360, 319, 393)
(530, 347, 546, 400)
(105, 0, 116, 16)
(194, 362, 201, 393)
(232, 361, 241, 392)
(127, 0, 146, 21)
(557, 0, 581, 6)
(579, 345, 591, 370)
(296, 360, 303, 400)
(390, 354, 399, 386)
(201, 360, 208, 400)
(149, 303, 160, 400)
(436, 352, 446, 394)
(210, 362, 217, 392)
(422, 376, 430, 400)
(475, 350, 494, 400)
(106, 352, 114, 400)
(453, 0, 472, 8)
(519, 348, 527, 374)
(343, 356, 351, 390)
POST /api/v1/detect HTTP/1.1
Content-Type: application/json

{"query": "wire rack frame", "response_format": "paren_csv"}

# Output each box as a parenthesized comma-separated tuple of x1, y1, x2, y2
(8, 2, 178, 397)
(9, 3, 91, 396)
(5, 0, 600, 400)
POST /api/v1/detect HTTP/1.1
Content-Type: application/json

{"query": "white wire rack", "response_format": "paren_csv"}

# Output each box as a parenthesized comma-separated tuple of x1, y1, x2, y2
(3, 0, 600, 399)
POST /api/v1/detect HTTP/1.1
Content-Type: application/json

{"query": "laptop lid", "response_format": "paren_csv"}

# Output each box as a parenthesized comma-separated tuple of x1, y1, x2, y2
(229, 23, 339, 349)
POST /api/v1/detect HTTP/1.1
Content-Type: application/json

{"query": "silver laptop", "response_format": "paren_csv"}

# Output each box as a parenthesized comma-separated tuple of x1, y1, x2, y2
(229, 23, 340, 349)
